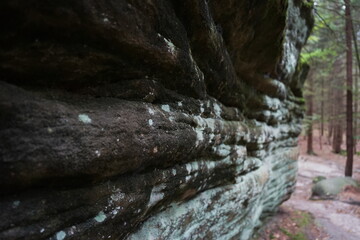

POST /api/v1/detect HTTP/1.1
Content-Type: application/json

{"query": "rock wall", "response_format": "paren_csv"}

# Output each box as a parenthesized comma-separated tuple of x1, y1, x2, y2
(0, 1, 313, 239)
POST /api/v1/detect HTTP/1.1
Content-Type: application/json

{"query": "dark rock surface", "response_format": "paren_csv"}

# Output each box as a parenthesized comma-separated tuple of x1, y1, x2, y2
(0, 0, 313, 239)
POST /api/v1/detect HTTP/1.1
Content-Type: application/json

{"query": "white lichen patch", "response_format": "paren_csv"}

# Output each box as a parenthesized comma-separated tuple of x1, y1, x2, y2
(235, 146, 247, 159)
(213, 102, 222, 118)
(206, 119, 216, 131)
(47, 127, 53, 133)
(78, 114, 92, 124)
(191, 162, 200, 172)
(191, 115, 222, 147)
(112, 209, 119, 216)
(161, 104, 171, 112)
(148, 184, 166, 208)
(213, 144, 232, 157)
(209, 133, 215, 143)
(200, 103, 205, 114)
(110, 191, 125, 203)
(164, 38, 176, 54)
(148, 108, 155, 115)
(56, 231, 66, 240)
(186, 164, 192, 174)
(157, 33, 177, 55)
(95, 150, 101, 157)
(177, 101, 183, 107)
(153, 146, 158, 153)
(148, 119, 154, 126)
(68, 226, 76, 236)
(195, 128, 204, 146)
(263, 95, 281, 111)
(12, 200, 20, 208)
(94, 211, 106, 223)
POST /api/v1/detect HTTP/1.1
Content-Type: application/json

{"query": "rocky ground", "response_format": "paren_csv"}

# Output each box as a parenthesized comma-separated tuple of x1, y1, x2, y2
(255, 134, 360, 240)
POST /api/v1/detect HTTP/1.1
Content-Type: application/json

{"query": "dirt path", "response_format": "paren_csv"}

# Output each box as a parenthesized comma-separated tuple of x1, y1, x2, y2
(282, 138, 360, 240)
(284, 155, 360, 240)
(256, 137, 360, 240)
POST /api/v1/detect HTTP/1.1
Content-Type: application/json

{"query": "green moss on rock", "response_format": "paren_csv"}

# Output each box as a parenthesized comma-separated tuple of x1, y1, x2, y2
(312, 177, 360, 198)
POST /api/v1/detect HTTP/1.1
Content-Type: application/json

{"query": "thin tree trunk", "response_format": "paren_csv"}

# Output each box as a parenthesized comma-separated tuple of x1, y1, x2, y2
(306, 75, 314, 155)
(320, 77, 324, 150)
(351, 13, 359, 154)
(333, 124, 342, 153)
(328, 123, 333, 145)
(332, 59, 343, 152)
(328, 67, 336, 146)
(351, 11, 360, 74)
(328, 86, 333, 146)
(344, 0, 353, 177)
(332, 76, 343, 153)
(355, 67, 358, 153)
(321, 77, 325, 137)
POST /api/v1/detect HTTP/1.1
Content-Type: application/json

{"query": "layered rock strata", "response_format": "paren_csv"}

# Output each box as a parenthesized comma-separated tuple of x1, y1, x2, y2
(0, 0, 313, 239)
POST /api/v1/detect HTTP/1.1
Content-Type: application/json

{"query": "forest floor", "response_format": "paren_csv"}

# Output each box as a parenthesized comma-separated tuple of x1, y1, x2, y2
(255, 134, 360, 240)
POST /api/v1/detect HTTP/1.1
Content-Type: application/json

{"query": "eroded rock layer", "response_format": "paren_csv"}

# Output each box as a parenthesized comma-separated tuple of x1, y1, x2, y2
(0, 0, 313, 239)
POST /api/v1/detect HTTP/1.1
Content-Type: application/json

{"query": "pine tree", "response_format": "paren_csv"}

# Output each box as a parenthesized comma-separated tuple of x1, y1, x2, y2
(344, 0, 353, 177)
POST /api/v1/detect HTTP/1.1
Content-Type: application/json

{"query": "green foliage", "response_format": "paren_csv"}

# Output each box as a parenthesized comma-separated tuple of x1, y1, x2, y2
(339, 149, 347, 156)
(279, 211, 313, 240)
(354, 135, 360, 140)
(301, 48, 336, 64)
(302, 0, 314, 9)
(294, 211, 312, 228)
(280, 228, 308, 240)
(339, 150, 360, 156)
(312, 176, 326, 184)
(300, 0, 360, 137)
(302, 114, 320, 132)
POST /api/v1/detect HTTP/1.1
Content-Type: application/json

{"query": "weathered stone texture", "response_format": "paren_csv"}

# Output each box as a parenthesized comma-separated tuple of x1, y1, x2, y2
(0, 0, 313, 239)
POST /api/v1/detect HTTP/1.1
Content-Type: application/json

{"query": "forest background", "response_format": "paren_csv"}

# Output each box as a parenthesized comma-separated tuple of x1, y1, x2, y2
(303, 0, 360, 176)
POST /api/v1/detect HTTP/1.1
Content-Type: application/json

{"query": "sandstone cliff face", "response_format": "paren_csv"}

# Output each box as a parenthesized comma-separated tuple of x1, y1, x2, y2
(0, 1, 313, 239)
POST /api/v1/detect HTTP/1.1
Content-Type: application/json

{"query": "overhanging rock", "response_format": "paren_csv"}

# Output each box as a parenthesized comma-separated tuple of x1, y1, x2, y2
(0, 0, 313, 239)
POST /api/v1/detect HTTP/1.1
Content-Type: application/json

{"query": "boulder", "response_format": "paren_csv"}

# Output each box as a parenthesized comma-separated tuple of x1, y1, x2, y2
(0, 0, 313, 239)
(312, 177, 360, 198)
(312, 176, 327, 184)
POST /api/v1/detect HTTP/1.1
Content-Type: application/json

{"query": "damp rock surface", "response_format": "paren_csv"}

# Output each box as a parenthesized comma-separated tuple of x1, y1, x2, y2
(0, 0, 313, 239)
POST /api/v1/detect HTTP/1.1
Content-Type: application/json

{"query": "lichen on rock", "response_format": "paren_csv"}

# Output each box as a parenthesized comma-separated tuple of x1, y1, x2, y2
(0, 0, 313, 239)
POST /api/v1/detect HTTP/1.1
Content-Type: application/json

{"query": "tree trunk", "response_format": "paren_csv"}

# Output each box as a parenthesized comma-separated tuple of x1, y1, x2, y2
(328, 123, 333, 145)
(344, 0, 353, 177)
(333, 124, 342, 153)
(306, 75, 314, 155)
(320, 77, 324, 149)
(332, 59, 343, 153)
(328, 68, 335, 146)
(355, 67, 358, 153)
